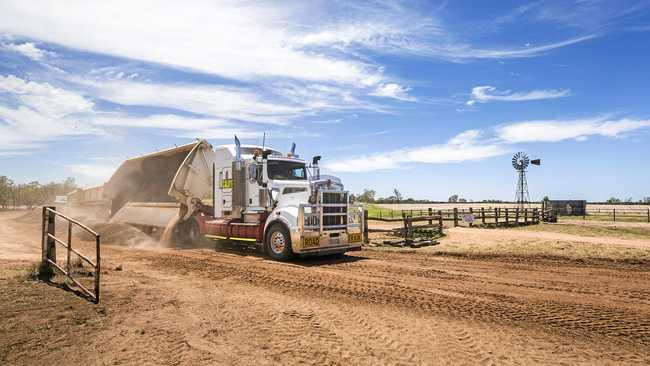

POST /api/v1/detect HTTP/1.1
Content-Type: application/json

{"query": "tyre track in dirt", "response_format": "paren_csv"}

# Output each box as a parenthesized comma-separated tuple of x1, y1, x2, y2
(144, 248, 650, 354)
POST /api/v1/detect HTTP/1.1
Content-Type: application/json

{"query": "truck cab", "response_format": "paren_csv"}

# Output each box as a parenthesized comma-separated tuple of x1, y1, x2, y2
(201, 140, 364, 260)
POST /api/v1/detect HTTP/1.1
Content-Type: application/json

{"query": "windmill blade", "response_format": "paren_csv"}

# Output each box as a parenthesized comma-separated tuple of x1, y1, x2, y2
(531, 159, 541, 166)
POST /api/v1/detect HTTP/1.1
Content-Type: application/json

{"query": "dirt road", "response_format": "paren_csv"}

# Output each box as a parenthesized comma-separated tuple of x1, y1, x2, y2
(2, 211, 650, 365)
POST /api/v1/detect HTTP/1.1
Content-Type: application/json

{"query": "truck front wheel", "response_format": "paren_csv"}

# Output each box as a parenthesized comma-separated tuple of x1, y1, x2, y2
(265, 223, 293, 261)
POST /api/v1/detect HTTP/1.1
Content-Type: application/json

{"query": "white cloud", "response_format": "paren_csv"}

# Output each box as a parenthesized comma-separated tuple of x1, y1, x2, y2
(370, 83, 416, 102)
(0, 0, 596, 94)
(326, 115, 650, 173)
(325, 130, 508, 172)
(91, 114, 261, 139)
(0, 75, 100, 152)
(0, 1, 384, 87)
(468, 85, 571, 104)
(497, 117, 650, 143)
(4, 41, 47, 60)
(83, 79, 304, 125)
(0, 75, 265, 154)
(0, 75, 93, 117)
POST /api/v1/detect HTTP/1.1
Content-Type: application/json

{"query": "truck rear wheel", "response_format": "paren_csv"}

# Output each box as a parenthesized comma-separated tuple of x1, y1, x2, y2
(265, 223, 293, 261)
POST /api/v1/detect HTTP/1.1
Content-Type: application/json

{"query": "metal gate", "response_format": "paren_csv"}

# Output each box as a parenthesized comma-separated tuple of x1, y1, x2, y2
(41, 206, 101, 303)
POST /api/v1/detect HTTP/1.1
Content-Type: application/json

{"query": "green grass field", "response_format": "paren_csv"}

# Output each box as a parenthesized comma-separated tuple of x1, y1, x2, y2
(363, 204, 400, 218)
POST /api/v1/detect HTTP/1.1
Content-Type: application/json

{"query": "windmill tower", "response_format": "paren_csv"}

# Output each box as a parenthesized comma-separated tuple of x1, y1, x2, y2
(512, 152, 541, 210)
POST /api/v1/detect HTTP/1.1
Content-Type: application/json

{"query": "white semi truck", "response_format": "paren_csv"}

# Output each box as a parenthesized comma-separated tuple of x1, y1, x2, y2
(99, 138, 364, 260)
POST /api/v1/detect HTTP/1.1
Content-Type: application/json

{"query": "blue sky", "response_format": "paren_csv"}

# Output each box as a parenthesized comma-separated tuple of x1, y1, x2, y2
(1, 0, 649, 201)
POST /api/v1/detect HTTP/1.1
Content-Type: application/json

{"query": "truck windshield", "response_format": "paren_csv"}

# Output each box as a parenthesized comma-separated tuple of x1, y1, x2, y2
(267, 160, 307, 180)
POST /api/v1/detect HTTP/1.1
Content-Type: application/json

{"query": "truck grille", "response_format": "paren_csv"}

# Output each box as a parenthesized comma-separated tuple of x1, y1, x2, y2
(322, 191, 347, 230)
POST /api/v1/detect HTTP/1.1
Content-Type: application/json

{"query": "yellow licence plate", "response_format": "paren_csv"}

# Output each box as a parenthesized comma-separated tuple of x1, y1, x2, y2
(303, 236, 320, 248)
(348, 233, 361, 243)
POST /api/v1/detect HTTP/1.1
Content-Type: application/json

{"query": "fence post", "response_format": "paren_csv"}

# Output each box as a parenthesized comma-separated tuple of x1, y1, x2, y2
(438, 212, 443, 234)
(515, 208, 520, 224)
(67, 221, 72, 275)
(494, 208, 498, 225)
(647, 209, 649, 223)
(41, 206, 47, 265)
(613, 208, 616, 222)
(468, 207, 474, 227)
(363, 210, 369, 244)
(453, 208, 459, 227)
(428, 208, 433, 225)
(95, 234, 101, 304)
(45, 206, 56, 267)
(524, 209, 529, 224)
(505, 208, 509, 225)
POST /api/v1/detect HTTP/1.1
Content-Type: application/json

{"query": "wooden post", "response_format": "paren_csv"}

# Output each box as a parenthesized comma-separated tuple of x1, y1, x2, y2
(41, 206, 47, 265)
(515, 208, 520, 224)
(613, 208, 616, 222)
(453, 208, 459, 227)
(67, 221, 72, 275)
(46, 206, 56, 266)
(647, 209, 649, 223)
(438, 211, 443, 234)
(469, 207, 474, 227)
(524, 209, 529, 224)
(428, 208, 433, 225)
(494, 208, 498, 225)
(95, 234, 101, 304)
(363, 210, 369, 244)
(505, 208, 509, 225)
(402, 212, 408, 240)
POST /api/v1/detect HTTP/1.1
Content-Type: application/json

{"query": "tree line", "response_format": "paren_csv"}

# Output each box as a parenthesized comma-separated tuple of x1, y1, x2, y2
(0, 176, 77, 209)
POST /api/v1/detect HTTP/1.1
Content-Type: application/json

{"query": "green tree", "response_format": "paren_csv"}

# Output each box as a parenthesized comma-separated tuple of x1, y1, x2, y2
(0, 176, 14, 208)
(357, 189, 376, 203)
(393, 188, 403, 203)
(448, 194, 459, 203)
(606, 197, 621, 204)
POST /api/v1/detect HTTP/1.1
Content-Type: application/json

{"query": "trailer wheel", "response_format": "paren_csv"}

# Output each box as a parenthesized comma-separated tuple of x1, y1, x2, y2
(265, 223, 293, 261)
(177, 217, 207, 248)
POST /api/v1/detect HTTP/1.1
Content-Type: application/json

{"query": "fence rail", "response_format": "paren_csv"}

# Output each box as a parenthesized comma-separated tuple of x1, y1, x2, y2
(42, 206, 101, 303)
(369, 206, 650, 223)
(368, 207, 540, 228)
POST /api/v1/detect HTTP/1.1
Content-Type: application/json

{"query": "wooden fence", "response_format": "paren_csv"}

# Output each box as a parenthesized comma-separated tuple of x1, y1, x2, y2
(42, 206, 101, 303)
(363, 210, 443, 243)
(370, 206, 650, 224)
(583, 208, 650, 222)
(368, 207, 540, 228)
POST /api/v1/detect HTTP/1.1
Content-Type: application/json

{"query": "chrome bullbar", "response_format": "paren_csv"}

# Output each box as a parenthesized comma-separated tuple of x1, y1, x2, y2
(299, 189, 363, 233)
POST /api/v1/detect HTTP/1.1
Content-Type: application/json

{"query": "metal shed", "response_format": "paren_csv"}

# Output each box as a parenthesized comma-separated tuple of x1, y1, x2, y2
(543, 200, 587, 216)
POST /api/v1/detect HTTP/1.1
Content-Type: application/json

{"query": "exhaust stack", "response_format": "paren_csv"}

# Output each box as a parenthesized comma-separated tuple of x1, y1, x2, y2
(312, 155, 321, 180)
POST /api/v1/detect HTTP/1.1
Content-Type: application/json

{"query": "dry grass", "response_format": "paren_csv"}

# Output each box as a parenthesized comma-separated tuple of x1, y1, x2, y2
(514, 222, 650, 240)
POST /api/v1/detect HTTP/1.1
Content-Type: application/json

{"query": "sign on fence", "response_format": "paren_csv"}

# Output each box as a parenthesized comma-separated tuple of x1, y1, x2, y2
(463, 214, 475, 224)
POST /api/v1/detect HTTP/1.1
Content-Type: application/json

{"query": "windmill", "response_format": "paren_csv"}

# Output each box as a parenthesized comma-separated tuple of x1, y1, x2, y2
(512, 152, 541, 210)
